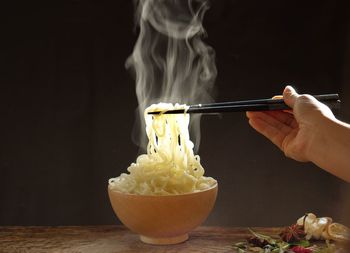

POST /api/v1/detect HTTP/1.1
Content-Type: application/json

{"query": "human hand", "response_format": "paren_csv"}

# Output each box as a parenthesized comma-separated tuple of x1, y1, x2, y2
(246, 86, 335, 162)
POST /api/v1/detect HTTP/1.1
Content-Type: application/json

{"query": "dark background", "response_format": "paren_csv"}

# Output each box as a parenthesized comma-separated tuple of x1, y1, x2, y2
(1, 0, 350, 226)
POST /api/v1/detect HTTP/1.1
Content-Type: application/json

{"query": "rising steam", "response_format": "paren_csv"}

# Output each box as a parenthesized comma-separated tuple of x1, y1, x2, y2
(126, 0, 217, 152)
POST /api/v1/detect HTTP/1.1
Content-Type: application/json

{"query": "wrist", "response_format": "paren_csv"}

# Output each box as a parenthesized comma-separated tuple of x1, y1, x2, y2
(304, 114, 334, 163)
(306, 115, 350, 181)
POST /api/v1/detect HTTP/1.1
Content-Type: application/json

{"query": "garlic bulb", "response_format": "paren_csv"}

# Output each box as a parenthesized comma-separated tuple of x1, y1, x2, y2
(297, 213, 332, 240)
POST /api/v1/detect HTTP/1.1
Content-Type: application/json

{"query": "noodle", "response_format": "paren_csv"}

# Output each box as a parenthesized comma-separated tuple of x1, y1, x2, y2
(108, 103, 217, 195)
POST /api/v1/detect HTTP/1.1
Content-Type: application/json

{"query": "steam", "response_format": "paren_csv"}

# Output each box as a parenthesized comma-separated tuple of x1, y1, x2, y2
(126, 0, 217, 152)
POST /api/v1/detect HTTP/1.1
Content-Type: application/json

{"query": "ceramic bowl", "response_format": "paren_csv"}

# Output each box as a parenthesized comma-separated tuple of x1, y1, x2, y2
(108, 183, 218, 245)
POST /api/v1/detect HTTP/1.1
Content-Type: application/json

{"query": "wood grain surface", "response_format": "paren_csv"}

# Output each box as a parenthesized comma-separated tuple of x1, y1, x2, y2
(0, 226, 285, 253)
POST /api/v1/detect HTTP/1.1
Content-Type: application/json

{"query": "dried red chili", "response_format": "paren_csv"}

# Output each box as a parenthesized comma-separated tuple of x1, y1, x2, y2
(291, 245, 312, 253)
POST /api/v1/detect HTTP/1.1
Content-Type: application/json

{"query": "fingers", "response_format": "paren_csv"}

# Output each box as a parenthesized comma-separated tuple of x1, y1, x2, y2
(264, 111, 298, 129)
(283, 86, 335, 120)
(248, 117, 285, 149)
(283, 85, 299, 108)
(247, 111, 293, 135)
(247, 111, 293, 149)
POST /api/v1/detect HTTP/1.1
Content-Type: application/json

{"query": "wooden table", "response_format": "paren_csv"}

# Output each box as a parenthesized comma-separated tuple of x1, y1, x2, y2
(0, 226, 284, 253)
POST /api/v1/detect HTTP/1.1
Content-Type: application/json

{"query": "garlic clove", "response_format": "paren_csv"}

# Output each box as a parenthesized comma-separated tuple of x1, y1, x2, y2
(297, 213, 317, 226)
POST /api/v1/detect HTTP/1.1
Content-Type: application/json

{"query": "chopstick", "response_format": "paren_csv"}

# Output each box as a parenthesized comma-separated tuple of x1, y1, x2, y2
(147, 94, 340, 115)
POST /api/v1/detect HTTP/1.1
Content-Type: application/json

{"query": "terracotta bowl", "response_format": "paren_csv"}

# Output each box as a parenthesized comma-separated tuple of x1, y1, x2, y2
(108, 183, 218, 245)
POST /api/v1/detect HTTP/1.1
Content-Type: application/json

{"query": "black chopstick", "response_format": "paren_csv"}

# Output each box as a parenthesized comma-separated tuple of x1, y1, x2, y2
(190, 94, 339, 108)
(147, 94, 340, 115)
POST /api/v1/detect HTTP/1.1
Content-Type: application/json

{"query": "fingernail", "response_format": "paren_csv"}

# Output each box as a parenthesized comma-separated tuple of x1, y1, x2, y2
(285, 85, 297, 95)
(284, 85, 292, 92)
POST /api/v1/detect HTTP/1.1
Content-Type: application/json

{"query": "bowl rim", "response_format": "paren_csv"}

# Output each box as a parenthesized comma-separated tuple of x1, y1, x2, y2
(108, 182, 218, 197)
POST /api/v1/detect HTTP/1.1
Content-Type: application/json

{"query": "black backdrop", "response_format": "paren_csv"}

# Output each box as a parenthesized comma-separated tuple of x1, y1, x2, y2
(1, 0, 350, 226)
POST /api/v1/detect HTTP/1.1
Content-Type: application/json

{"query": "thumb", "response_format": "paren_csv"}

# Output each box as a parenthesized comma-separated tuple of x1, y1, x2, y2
(283, 85, 299, 108)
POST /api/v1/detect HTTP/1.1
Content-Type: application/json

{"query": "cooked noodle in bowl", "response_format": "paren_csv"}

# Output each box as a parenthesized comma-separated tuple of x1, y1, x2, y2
(108, 103, 218, 245)
(109, 103, 217, 195)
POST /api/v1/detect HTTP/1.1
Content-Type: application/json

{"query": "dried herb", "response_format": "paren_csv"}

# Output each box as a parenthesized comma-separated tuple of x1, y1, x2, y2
(247, 236, 269, 248)
(248, 228, 277, 245)
(233, 229, 289, 253)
